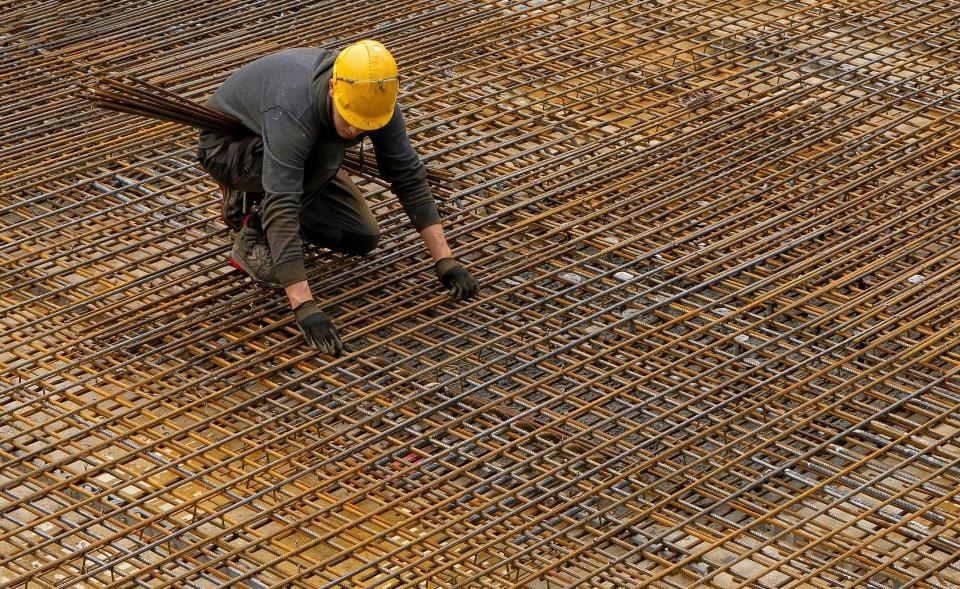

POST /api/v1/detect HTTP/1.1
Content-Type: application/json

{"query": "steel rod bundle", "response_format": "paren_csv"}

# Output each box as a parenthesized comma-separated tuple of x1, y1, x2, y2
(82, 76, 247, 136)
(2, 1, 960, 588)
(81, 75, 457, 194)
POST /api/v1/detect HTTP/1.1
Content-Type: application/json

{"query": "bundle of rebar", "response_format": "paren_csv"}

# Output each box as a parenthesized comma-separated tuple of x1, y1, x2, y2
(82, 75, 457, 194)
(82, 76, 247, 136)
(2, 1, 960, 588)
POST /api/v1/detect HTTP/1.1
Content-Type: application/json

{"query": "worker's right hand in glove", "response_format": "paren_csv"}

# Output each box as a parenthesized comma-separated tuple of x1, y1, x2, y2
(293, 300, 344, 357)
(435, 257, 480, 302)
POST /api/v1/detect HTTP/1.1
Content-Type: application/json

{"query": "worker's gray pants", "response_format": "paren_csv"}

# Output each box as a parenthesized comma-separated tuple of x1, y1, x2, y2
(196, 132, 380, 256)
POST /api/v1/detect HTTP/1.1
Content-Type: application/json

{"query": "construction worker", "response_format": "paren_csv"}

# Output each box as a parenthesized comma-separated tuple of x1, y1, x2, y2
(196, 41, 479, 357)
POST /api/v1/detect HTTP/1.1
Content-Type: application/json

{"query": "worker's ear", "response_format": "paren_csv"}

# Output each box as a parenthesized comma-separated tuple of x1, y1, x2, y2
(328, 79, 334, 98)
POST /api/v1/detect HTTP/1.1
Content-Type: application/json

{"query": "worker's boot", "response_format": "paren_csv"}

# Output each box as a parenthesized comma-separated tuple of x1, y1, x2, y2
(229, 213, 282, 288)
(218, 184, 261, 231)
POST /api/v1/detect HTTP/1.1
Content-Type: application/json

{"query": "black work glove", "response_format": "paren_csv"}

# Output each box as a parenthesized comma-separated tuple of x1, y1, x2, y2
(293, 301, 344, 357)
(435, 257, 480, 302)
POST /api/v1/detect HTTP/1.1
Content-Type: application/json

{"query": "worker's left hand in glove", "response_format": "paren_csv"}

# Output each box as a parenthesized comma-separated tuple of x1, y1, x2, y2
(435, 257, 480, 302)
(294, 300, 344, 357)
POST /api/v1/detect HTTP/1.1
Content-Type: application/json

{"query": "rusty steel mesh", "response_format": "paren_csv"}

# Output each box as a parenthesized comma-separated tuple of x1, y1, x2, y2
(2, 1, 960, 587)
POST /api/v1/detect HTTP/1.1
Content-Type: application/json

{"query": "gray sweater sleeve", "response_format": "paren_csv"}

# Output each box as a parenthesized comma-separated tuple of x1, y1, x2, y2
(259, 106, 313, 287)
(370, 104, 441, 231)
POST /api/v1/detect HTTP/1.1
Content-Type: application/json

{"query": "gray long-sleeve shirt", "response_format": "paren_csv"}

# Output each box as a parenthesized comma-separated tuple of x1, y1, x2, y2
(203, 48, 440, 286)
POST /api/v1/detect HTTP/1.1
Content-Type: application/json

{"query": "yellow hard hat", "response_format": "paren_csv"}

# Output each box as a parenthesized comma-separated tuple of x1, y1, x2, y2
(332, 40, 399, 131)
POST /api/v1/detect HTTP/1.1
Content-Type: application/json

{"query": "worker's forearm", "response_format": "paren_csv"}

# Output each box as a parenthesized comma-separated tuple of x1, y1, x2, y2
(419, 223, 452, 261)
(285, 280, 313, 309)
(287, 224, 448, 307)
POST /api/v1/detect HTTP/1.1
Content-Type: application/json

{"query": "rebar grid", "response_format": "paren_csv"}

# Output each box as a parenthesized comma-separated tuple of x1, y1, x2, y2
(2, 1, 960, 588)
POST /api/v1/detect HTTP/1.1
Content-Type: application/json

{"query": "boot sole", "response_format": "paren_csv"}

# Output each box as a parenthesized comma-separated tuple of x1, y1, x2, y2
(228, 257, 282, 290)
